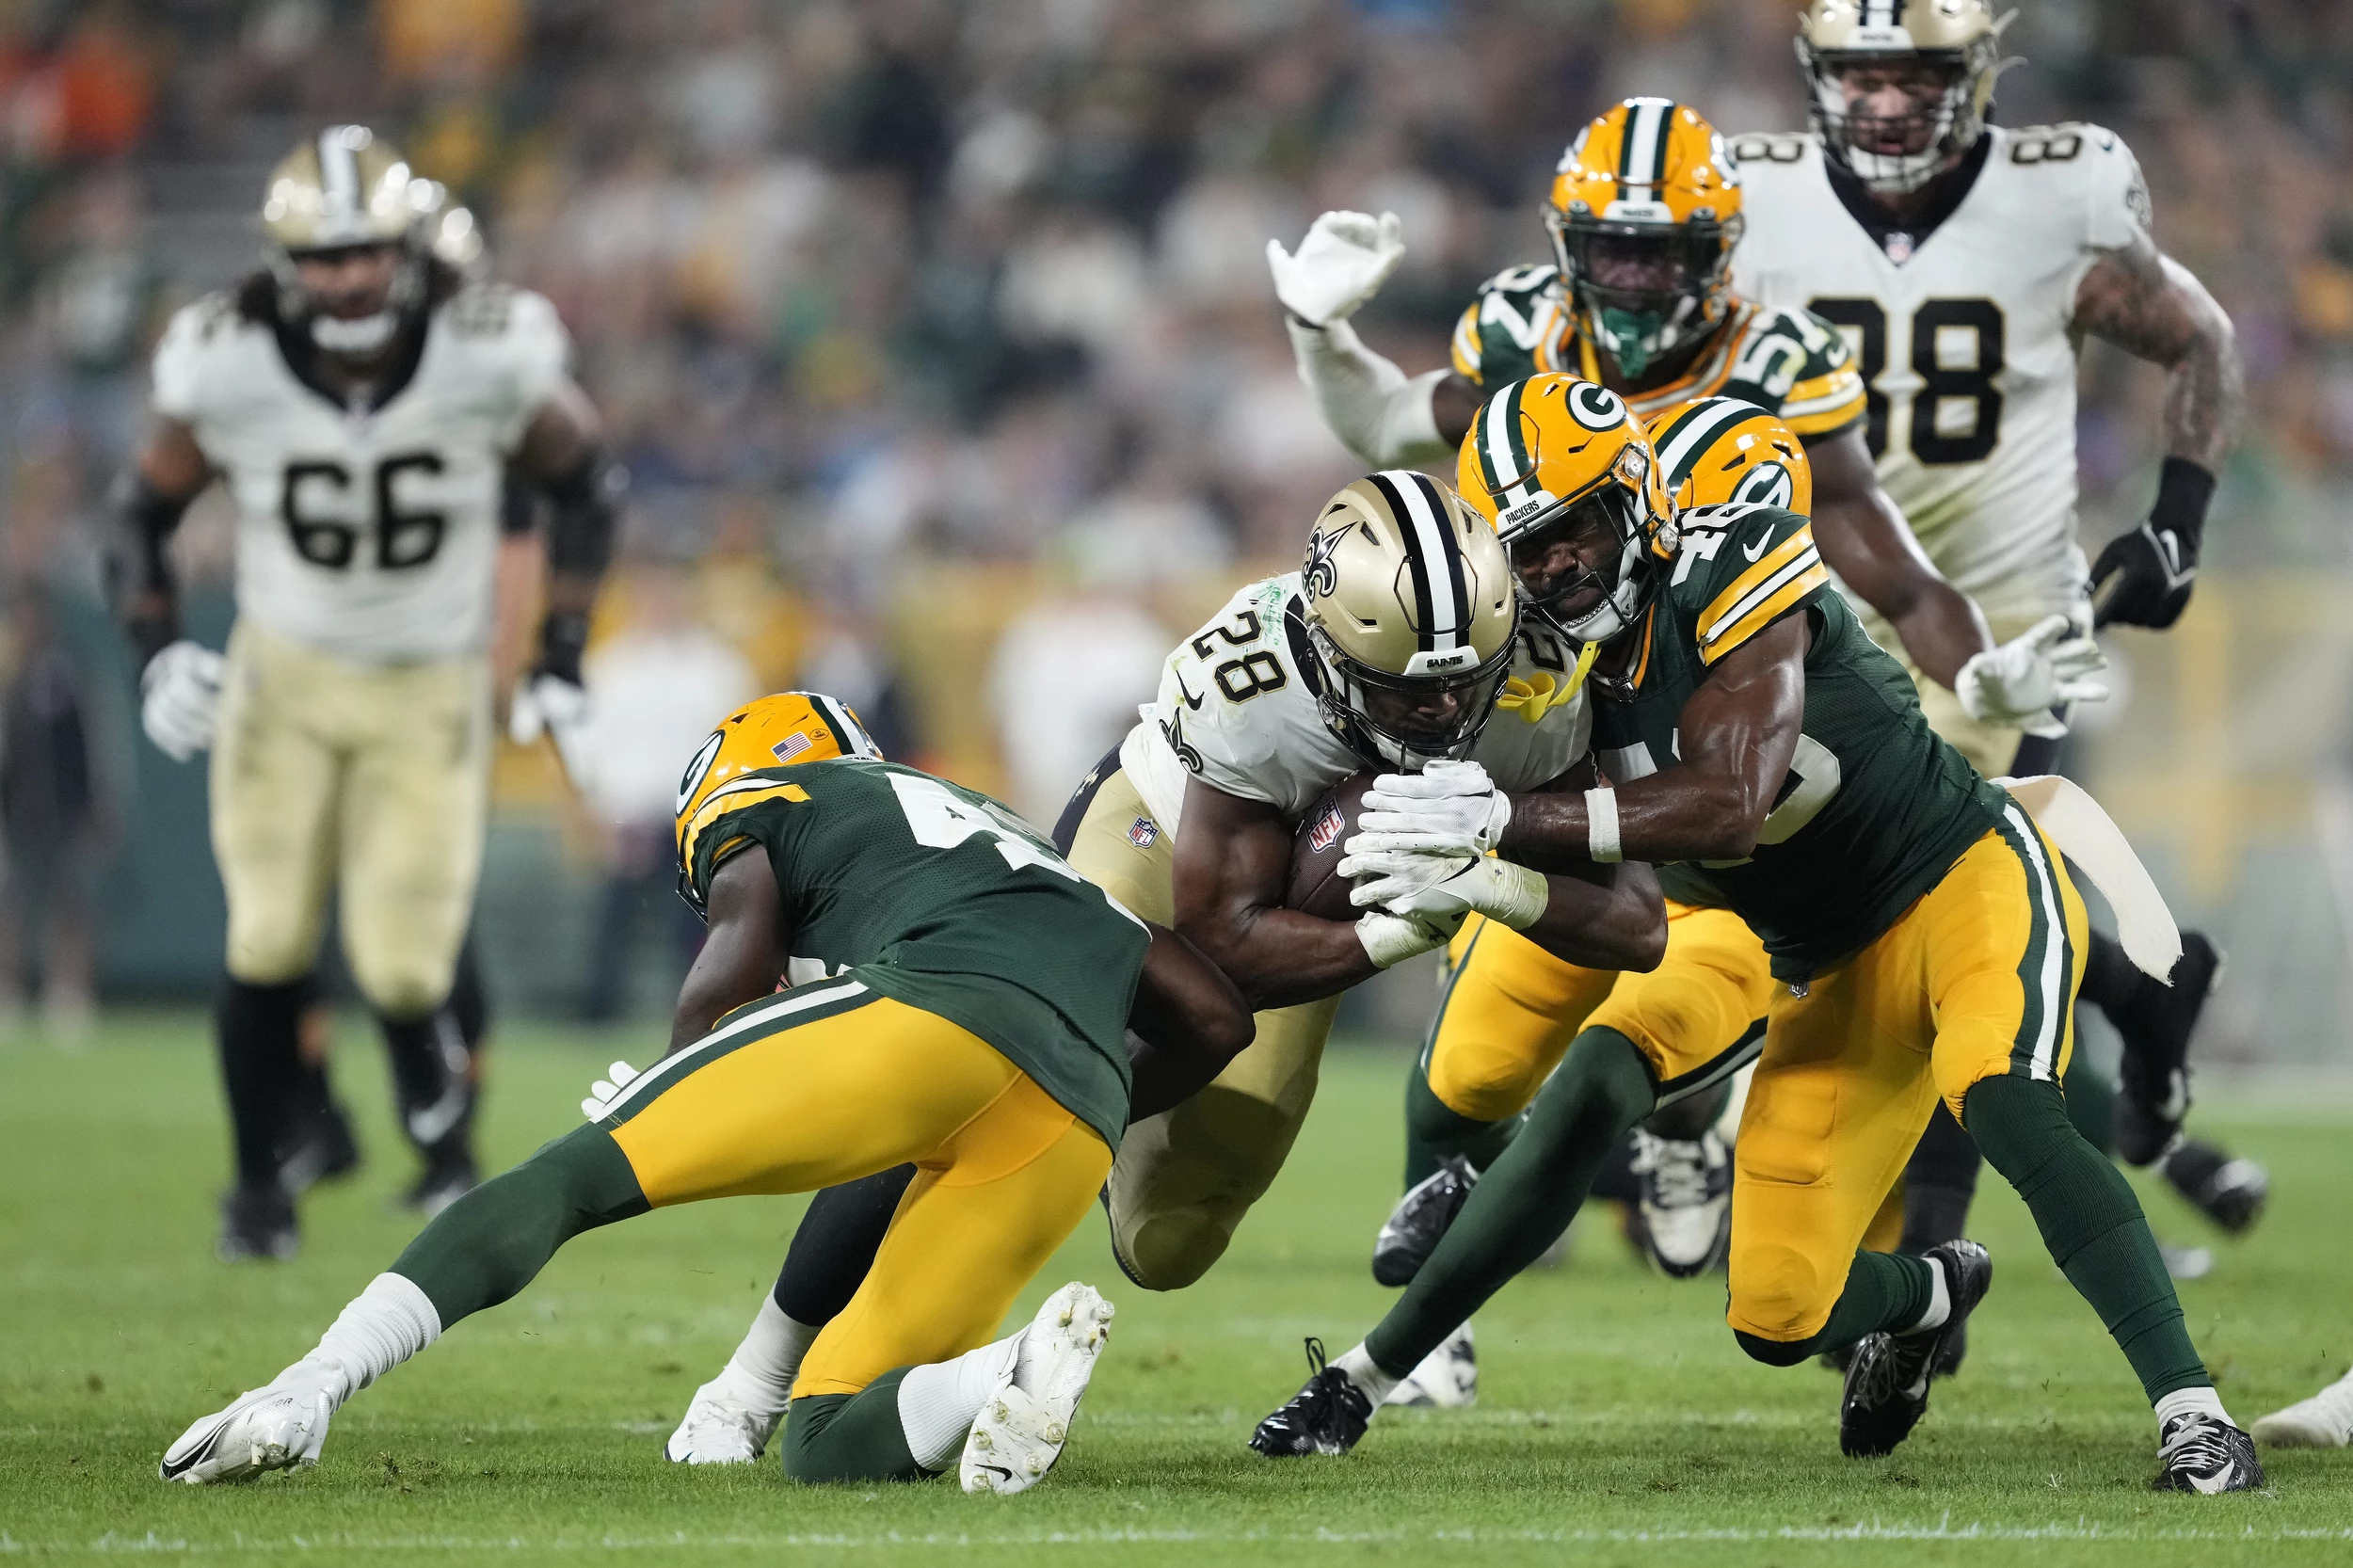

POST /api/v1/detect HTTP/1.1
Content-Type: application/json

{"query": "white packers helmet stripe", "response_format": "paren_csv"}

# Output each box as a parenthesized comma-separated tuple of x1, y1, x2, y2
(1366, 470, 1474, 664)
(1614, 97, 1677, 205)
(809, 693, 883, 759)
(1650, 395, 1760, 488)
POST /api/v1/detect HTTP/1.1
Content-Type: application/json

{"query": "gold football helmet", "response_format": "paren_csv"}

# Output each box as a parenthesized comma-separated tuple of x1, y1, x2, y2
(1797, 0, 2015, 194)
(1643, 397, 1813, 514)
(1300, 472, 1519, 767)
(1545, 99, 1743, 381)
(673, 691, 883, 914)
(1457, 374, 1675, 645)
(262, 125, 440, 354)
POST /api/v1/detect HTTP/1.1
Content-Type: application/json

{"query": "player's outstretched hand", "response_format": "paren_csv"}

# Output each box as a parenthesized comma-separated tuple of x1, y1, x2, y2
(1360, 760, 1510, 854)
(1956, 613, 2109, 738)
(2091, 520, 2199, 630)
(582, 1059, 640, 1121)
(1267, 210, 1405, 328)
(140, 640, 224, 761)
(511, 671, 600, 794)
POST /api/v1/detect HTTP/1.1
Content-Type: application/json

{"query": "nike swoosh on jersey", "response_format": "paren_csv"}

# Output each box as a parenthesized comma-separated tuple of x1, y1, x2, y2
(1176, 674, 1205, 711)
(1742, 535, 1769, 561)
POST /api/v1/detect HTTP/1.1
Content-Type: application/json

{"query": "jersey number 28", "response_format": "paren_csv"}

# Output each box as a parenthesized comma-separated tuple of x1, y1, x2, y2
(280, 452, 446, 571)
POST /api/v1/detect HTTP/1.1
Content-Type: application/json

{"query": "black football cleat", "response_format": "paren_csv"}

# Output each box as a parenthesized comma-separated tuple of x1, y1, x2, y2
(1839, 1240, 1991, 1458)
(1372, 1156, 1478, 1288)
(216, 1181, 298, 1262)
(2111, 934, 2222, 1167)
(2153, 1411, 2265, 1493)
(2162, 1140, 2268, 1236)
(1250, 1338, 1372, 1458)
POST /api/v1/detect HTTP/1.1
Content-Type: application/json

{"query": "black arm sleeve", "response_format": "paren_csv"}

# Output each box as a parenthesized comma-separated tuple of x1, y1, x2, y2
(104, 473, 193, 664)
(539, 453, 622, 580)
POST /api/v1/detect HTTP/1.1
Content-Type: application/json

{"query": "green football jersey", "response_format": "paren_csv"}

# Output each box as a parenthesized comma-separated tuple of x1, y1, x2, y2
(680, 757, 1149, 1148)
(1588, 503, 2008, 981)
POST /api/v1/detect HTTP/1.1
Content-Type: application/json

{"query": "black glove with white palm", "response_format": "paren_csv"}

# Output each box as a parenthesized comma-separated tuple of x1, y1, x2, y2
(509, 608, 598, 792)
(1340, 760, 1547, 933)
(2091, 457, 2215, 631)
(1954, 609, 2109, 740)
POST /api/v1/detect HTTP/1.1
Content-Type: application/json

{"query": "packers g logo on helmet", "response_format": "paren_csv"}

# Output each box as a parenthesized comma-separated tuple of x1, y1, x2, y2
(1458, 374, 1676, 646)
(1299, 472, 1519, 769)
(1643, 397, 1814, 515)
(1546, 99, 1743, 382)
(673, 691, 881, 913)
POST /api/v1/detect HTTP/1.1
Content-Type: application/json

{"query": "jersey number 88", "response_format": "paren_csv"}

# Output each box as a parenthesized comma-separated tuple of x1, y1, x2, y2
(1806, 297, 2005, 466)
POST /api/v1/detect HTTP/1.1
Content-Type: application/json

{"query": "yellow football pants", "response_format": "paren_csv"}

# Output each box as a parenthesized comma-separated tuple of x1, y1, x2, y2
(210, 617, 490, 1016)
(1063, 766, 1341, 1290)
(1424, 902, 1777, 1123)
(1727, 805, 2089, 1343)
(603, 982, 1111, 1398)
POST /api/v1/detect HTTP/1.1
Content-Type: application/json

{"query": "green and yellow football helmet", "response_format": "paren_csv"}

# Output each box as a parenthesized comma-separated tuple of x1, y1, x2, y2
(673, 692, 883, 914)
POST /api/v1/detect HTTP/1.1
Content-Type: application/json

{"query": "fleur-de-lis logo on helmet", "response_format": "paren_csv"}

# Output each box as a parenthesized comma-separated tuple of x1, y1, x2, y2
(1304, 523, 1345, 599)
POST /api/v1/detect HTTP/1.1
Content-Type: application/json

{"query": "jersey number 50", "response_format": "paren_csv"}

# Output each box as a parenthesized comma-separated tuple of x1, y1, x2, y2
(280, 452, 446, 570)
(1805, 298, 2005, 466)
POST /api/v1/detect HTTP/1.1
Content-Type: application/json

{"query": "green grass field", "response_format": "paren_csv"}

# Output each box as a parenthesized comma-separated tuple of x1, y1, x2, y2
(3, 1015, 2349, 1566)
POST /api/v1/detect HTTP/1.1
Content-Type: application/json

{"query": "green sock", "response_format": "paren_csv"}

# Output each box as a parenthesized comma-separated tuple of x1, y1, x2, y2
(2059, 1052, 2118, 1158)
(781, 1369, 922, 1483)
(1965, 1074, 2208, 1402)
(390, 1124, 648, 1325)
(1402, 1051, 1520, 1189)
(1733, 1250, 1936, 1366)
(1369, 1029, 1653, 1375)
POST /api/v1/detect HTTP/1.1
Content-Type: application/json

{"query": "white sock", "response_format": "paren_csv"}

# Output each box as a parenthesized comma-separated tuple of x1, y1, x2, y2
(306, 1272, 441, 1406)
(896, 1333, 1019, 1472)
(2155, 1385, 2233, 1432)
(1903, 1255, 1952, 1336)
(720, 1295, 822, 1415)
(1334, 1342, 1402, 1406)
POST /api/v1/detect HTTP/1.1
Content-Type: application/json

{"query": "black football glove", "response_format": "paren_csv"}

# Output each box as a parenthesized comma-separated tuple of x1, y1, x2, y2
(2091, 457, 2216, 630)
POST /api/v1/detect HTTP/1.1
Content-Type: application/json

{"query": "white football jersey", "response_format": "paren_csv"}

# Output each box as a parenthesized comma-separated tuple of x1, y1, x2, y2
(1731, 124, 2151, 629)
(152, 281, 570, 663)
(1120, 572, 1591, 833)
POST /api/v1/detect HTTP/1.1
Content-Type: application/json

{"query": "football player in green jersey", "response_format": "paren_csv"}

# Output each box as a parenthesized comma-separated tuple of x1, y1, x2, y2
(162, 694, 1253, 1495)
(1253, 376, 2262, 1494)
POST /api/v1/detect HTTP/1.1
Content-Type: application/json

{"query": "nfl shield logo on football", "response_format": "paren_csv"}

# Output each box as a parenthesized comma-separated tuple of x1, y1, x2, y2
(1128, 816, 1160, 848)
(1307, 803, 1345, 853)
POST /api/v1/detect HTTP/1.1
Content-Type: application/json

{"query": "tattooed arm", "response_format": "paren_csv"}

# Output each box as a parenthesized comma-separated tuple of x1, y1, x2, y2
(2073, 232, 2243, 628)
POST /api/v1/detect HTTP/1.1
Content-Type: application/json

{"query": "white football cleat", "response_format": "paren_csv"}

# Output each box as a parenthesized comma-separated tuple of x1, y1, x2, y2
(2252, 1368, 2353, 1448)
(960, 1281, 1112, 1496)
(159, 1369, 337, 1483)
(1631, 1128, 1731, 1277)
(1383, 1320, 1477, 1408)
(664, 1374, 786, 1464)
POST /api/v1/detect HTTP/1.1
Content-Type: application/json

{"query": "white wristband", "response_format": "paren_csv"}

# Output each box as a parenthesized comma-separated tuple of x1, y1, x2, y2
(1356, 910, 1447, 969)
(1586, 787, 1622, 864)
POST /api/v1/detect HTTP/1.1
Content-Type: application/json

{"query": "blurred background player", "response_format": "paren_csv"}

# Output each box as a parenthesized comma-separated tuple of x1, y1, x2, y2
(104, 126, 619, 1258)
(1273, 99, 2093, 1281)
(1733, 0, 2263, 1306)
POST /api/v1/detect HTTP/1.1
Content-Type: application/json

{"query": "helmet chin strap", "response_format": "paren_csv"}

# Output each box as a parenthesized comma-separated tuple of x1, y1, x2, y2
(312, 311, 400, 353)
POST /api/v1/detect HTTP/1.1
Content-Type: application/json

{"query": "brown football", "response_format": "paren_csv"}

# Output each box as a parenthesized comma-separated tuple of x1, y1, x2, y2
(1287, 770, 1380, 922)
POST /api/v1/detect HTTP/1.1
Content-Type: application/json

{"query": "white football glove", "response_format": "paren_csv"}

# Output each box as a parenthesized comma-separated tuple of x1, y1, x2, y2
(1348, 849, 1549, 932)
(1357, 760, 1512, 856)
(511, 672, 600, 794)
(140, 639, 225, 761)
(1266, 210, 1405, 328)
(1955, 612, 2110, 737)
(1355, 908, 1464, 969)
(582, 1059, 642, 1121)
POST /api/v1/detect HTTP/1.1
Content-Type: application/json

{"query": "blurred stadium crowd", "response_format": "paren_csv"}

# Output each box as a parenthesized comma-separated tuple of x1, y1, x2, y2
(4, 0, 2353, 1030)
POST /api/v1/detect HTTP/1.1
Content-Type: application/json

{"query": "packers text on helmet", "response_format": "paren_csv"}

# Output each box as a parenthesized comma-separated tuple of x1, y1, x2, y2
(1545, 99, 1743, 382)
(1299, 472, 1519, 768)
(1797, 0, 2015, 194)
(673, 691, 882, 914)
(1643, 396, 1813, 515)
(1457, 374, 1676, 645)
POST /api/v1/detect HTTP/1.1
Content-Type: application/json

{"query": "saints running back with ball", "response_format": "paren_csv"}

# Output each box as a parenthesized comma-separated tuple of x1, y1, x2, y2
(106, 125, 623, 1261)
